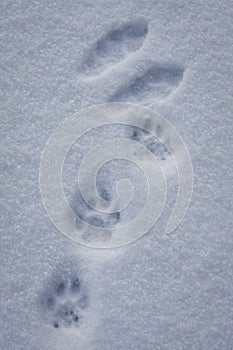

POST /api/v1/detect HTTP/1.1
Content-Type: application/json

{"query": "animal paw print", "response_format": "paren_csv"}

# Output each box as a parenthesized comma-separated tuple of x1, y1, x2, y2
(127, 113, 170, 163)
(72, 187, 121, 243)
(110, 65, 184, 104)
(83, 18, 148, 76)
(130, 125, 168, 160)
(81, 18, 184, 103)
(43, 276, 88, 329)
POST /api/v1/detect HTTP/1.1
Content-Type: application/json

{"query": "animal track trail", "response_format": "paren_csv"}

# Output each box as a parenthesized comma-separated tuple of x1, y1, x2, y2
(83, 18, 148, 76)
(110, 65, 184, 104)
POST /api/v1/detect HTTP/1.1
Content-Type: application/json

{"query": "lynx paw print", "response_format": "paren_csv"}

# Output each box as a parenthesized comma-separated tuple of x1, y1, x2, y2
(43, 277, 88, 329)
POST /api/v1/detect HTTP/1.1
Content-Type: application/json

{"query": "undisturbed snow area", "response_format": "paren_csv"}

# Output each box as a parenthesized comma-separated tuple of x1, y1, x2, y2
(1, 0, 233, 349)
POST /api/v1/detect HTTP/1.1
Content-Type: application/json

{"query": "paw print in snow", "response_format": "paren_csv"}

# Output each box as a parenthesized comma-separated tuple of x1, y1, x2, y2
(129, 115, 169, 161)
(44, 277, 88, 329)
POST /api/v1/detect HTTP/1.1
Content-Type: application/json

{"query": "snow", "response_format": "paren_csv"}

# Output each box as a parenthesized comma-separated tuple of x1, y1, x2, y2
(1, 0, 233, 349)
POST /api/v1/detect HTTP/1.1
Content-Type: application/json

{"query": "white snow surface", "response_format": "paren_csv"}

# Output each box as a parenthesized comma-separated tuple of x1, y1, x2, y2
(1, 0, 233, 349)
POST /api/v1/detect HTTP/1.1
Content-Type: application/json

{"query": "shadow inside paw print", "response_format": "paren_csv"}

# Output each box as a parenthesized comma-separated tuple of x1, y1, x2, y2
(83, 18, 148, 76)
(130, 125, 168, 161)
(73, 197, 121, 244)
(110, 65, 184, 104)
(71, 184, 121, 238)
(42, 276, 88, 329)
(127, 113, 169, 161)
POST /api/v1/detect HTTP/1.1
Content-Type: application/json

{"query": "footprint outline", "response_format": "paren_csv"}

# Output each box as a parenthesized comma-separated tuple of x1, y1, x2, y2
(82, 18, 148, 76)
(109, 64, 184, 104)
(42, 275, 89, 329)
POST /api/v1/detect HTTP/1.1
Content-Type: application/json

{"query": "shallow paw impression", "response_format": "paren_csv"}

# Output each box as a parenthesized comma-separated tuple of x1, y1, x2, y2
(70, 181, 121, 244)
(42, 275, 88, 329)
(110, 65, 184, 104)
(130, 125, 168, 161)
(128, 114, 169, 162)
(75, 196, 121, 244)
(82, 18, 148, 76)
